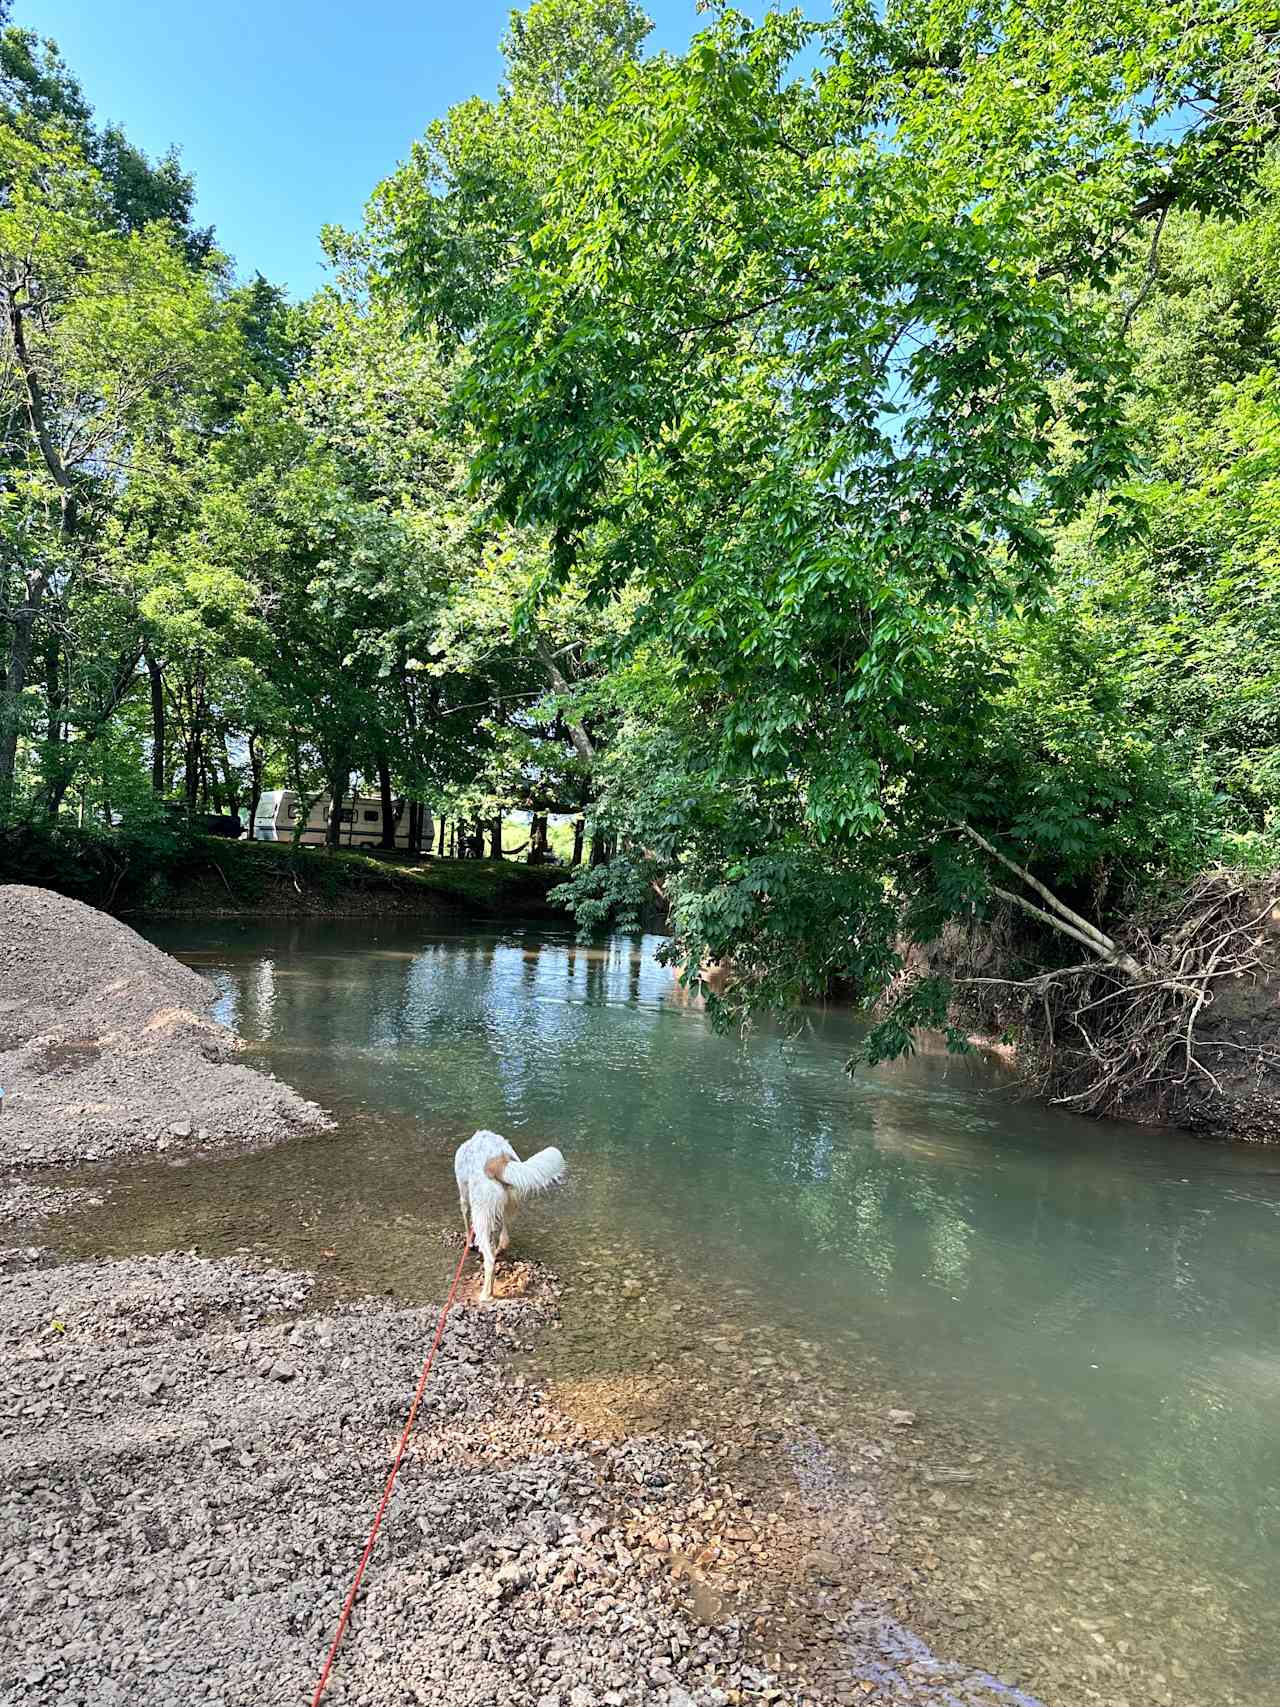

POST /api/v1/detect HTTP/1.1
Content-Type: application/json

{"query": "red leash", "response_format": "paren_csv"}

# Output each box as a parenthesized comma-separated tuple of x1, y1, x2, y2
(309, 1229, 474, 1706)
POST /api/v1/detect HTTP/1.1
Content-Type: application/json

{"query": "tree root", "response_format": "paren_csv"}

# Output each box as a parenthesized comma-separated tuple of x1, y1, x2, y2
(965, 874, 1280, 1119)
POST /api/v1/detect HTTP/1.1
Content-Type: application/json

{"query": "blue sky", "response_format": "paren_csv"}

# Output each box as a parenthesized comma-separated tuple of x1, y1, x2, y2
(17, 0, 753, 298)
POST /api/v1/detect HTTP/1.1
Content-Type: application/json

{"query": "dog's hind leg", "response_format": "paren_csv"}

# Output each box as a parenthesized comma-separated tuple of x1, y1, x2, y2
(471, 1204, 499, 1301)
(458, 1181, 471, 1240)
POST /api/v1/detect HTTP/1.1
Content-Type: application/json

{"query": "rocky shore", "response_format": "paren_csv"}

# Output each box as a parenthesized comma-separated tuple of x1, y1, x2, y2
(0, 1243, 1042, 1707)
(0, 884, 1216, 1706)
(0, 884, 965, 1707)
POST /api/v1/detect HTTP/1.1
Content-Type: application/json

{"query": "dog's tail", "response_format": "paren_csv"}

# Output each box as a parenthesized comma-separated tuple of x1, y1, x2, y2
(484, 1146, 566, 1200)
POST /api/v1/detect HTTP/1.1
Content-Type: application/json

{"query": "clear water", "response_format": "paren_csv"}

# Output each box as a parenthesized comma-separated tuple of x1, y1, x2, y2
(42, 919, 1280, 1704)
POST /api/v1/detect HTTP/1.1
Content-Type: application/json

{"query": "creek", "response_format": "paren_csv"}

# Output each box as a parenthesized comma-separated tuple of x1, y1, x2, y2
(46, 919, 1280, 1705)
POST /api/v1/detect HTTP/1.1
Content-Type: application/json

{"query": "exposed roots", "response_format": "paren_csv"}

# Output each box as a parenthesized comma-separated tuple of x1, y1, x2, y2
(957, 872, 1280, 1124)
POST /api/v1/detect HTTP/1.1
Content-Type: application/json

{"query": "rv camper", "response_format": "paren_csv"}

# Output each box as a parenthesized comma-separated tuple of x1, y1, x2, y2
(252, 791, 432, 850)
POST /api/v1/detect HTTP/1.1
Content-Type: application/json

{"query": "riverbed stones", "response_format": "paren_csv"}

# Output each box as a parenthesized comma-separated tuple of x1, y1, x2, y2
(0, 1251, 852, 1706)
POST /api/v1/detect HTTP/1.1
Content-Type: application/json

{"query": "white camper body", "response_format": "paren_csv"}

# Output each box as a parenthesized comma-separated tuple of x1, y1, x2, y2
(252, 790, 432, 850)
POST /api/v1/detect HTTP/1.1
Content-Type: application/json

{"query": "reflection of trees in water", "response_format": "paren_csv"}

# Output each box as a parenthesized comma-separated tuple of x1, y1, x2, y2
(199, 924, 1280, 1558)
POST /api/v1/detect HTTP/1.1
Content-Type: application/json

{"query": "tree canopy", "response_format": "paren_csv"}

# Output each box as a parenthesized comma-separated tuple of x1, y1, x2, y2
(369, 0, 1280, 1040)
(4, 0, 1280, 1055)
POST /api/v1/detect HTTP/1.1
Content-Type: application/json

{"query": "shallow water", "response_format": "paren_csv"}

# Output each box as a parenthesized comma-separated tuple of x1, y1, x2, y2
(42, 919, 1280, 1703)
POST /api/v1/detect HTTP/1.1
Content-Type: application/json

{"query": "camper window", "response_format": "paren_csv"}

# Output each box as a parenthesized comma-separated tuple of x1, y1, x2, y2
(363, 809, 378, 822)
(337, 808, 354, 824)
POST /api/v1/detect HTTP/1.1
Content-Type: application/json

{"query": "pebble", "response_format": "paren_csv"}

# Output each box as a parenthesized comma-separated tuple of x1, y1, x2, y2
(0, 1249, 854, 1707)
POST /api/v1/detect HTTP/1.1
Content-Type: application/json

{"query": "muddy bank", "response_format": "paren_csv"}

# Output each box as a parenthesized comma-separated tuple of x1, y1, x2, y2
(146, 847, 569, 921)
(909, 872, 1280, 1142)
(0, 1246, 1032, 1707)
(0, 886, 330, 1204)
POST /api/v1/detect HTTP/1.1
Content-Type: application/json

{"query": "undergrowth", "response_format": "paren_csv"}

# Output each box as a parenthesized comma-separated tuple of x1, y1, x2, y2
(0, 822, 567, 918)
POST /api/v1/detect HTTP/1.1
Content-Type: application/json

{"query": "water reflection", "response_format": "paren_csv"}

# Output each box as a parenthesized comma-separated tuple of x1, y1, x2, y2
(48, 919, 1280, 1700)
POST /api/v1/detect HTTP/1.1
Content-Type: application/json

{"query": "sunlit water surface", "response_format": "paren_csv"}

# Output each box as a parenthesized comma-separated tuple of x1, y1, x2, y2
(41, 920, 1280, 1705)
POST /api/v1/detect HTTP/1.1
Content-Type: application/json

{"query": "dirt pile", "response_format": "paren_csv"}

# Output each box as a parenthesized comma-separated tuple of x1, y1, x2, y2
(0, 884, 330, 1173)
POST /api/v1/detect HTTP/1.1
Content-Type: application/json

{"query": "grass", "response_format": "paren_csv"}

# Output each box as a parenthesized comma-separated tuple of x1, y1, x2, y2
(0, 821, 569, 919)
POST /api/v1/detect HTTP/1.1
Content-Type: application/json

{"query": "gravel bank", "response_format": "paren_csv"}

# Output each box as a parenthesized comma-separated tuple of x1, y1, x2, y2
(0, 886, 1063, 1704)
(0, 1249, 1037, 1707)
(0, 886, 330, 1197)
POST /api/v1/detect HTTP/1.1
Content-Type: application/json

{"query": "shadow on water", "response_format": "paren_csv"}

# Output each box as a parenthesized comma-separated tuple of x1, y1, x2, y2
(36, 917, 1280, 1705)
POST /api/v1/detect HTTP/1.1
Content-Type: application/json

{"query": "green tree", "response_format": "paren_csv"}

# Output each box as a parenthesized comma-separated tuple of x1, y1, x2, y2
(0, 119, 234, 820)
(381, 0, 1279, 1033)
(0, 22, 212, 256)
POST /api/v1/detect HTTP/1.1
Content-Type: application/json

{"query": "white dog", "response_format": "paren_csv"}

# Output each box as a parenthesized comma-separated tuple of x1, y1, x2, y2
(453, 1129, 566, 1300)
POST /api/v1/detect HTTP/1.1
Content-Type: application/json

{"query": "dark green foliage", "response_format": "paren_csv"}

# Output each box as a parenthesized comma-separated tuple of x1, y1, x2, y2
(0, 824, 567, 918)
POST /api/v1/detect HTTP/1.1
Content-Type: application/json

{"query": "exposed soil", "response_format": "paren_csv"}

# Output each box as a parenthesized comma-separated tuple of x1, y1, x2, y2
(913, 875, 1280, 1143)
(0, 885, 331, 1195)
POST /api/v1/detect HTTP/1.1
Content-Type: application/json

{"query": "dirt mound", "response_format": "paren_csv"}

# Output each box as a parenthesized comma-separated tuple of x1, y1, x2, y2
(0, 884, 330, 1169)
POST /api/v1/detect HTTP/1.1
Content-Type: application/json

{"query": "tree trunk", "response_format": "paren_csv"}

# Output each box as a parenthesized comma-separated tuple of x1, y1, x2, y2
(327, 764, 350, 848)
(489, 814, 503, 860)
(378, 755, 396, 851)
(43, 770, 74, 822)
(43, 633, 62, 818)
(183, 739, 200, 811)
(247, 731, 263, 838)
(0, 573, 45, 822)
(217, 728, 239, 822)
(571, 815, 585, 867)
(1, 291, 76, 823)
(534, 634, 596, 765)
(589, 829, 607, 867)
(528, 813, 549, 865)
(436, 814, 446, 856)
(37, 644, 141, 823)
(146, 653, 165, 794)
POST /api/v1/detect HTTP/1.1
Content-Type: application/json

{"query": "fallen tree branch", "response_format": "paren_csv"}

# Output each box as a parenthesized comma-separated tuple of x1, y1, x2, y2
(957, 823, 1120, 956)
(988, 882, 1142, 976)
(208, 861, 236, 902)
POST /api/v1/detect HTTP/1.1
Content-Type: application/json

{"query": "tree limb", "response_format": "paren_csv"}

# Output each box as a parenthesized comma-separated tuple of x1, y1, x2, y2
(534, 632, 596, 765)
(957, 823, 1133, 967)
